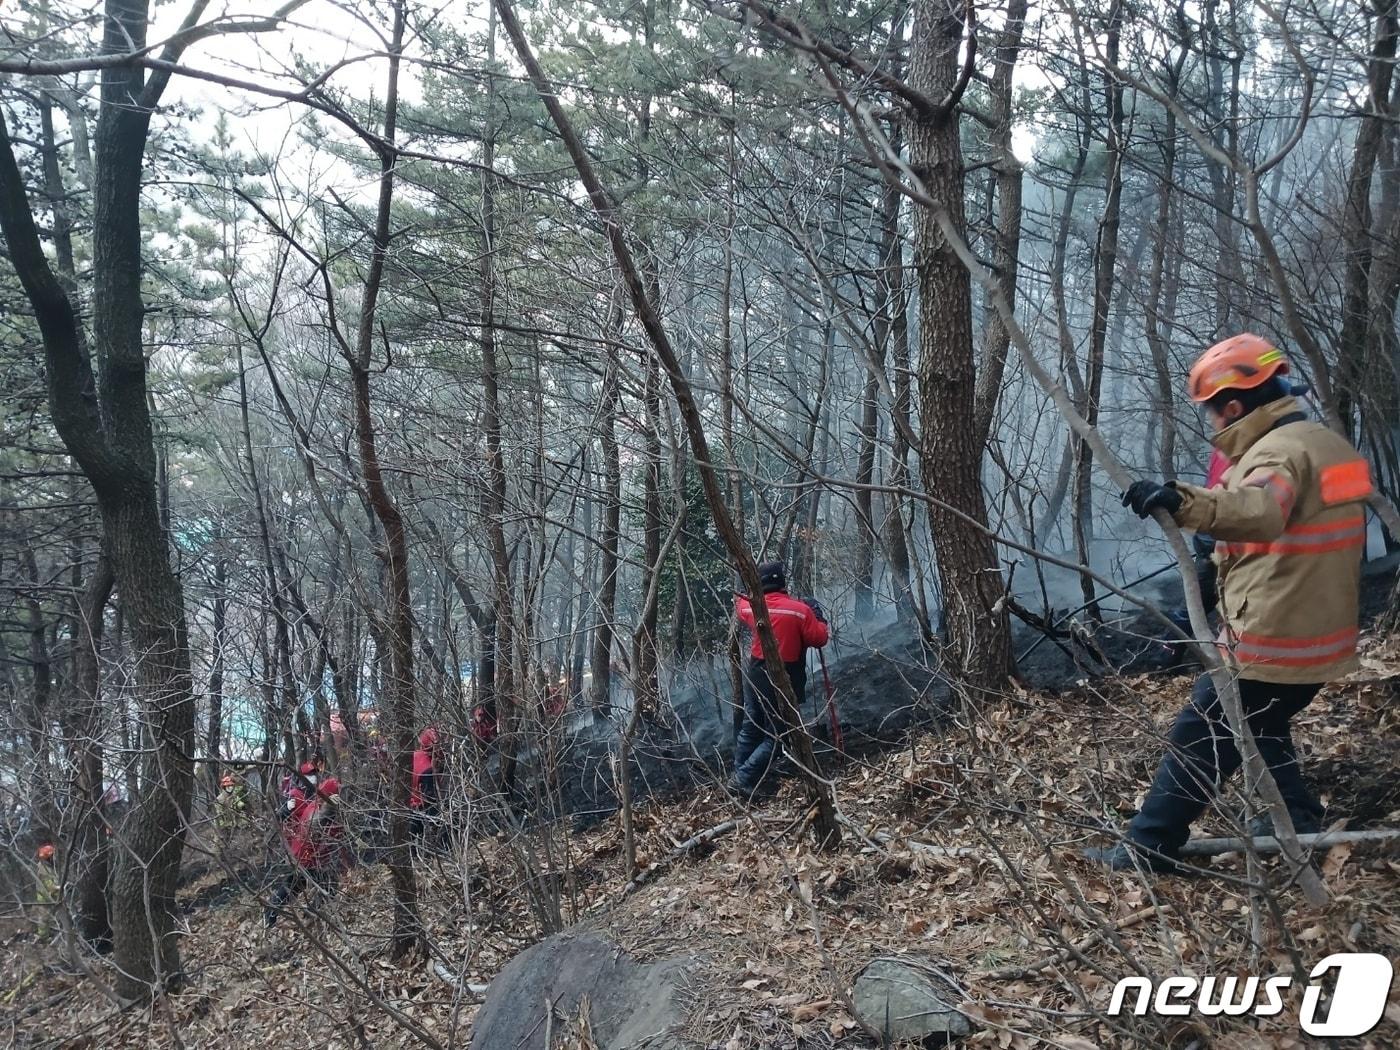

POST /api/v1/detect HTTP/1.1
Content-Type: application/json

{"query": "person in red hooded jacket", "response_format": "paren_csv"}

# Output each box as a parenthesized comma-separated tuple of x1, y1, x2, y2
(729, 560, 829, 800)
(470, 703, 499, 745)
(265, 776, 344, 927)
(410, 727, 442, 845)
(279, 758, 321, 825)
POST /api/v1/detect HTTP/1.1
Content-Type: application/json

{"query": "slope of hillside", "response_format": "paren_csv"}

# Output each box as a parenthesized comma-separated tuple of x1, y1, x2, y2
(5, 639, 1399, 1049)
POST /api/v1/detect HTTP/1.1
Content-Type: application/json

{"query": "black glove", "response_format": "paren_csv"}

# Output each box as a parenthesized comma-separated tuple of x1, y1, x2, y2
(1122, 479, 1183, 519)
(805, 598, 827, 624)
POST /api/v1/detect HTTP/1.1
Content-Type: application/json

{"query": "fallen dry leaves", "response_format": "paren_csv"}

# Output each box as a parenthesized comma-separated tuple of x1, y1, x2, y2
(4, 634, 1400, 1048)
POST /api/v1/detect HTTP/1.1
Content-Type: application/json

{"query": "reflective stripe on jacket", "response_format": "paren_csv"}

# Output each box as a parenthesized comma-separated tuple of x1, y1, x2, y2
(736, 591, 829, 662)
(1172, 397, 1372, 684)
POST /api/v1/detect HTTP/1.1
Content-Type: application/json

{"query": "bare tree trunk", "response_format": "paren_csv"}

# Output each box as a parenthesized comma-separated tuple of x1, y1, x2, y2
(257, 603, 280, 767)
(590, 302, 625, 722)
(853, 291, 884, 621)
(341, 0, 421, 958)
(236, 336, 302, 758)
(855, 138, 907, 622)
(1143, 58, 1185, 479)
(0, 0, 198, 997)
(1050, 49, 1092, 415)
(631, 0, 663, 714)
(18, 537, 54, 837)
(1337, 1, 1398, 438)
(719, 111, 747, 721)
(1368, 92, 1400, 518)
(570, 450, 593, 706)
(1039, 45, 1093, 551)
(35, 92, 76, 282)
(793, 325, 833, 597)
(668, 409, 693, 659)
(496, 0, 840, 847)
(907, 0, 1013, 688)
(481, 136, 518, 796)
(1071, 0, 1124, 625)
(883, 206, 923, 632)
(783, 318, 832, 595)
(623, 476, 686, 877)
(205, 556, 227, 795)
(68, 552, 114, 949)
(972, 0, 1030, 446)
(1201, 0, 1245, 331)
(634, 349, 663, 715)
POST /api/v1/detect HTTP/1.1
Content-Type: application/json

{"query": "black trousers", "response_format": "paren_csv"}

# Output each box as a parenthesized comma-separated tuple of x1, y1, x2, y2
(1128, 674, 1323, 854)
(732, 658, 806, 792)
(264, 866, 338, 927)
(410, 807, 449, 856)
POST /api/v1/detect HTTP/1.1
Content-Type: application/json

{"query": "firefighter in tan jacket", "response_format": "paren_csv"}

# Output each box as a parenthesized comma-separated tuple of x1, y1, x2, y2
(1088, 334, 1373, 873)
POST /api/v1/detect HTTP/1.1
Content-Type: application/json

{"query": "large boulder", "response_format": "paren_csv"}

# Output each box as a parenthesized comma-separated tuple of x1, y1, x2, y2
(852, 957, 972, 1045)
(469, 931, 697, 1050)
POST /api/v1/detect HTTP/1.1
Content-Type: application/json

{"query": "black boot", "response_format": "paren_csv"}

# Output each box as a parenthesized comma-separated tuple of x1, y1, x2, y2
(1083, 841, 1192, 876)
(1244, 808, 1324, 838)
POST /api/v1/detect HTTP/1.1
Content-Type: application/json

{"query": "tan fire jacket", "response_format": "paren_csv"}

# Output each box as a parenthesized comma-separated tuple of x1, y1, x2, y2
(1172, 397, 1373, 684)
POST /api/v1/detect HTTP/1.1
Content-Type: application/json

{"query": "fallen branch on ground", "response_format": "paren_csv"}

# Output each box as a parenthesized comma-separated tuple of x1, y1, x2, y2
(861, 830, 985, 860)
(430, 960, 489, 997)
(1179, 827, 1400, 857)
(871, 827, 1399, 864)
(621, 819, 740, 895)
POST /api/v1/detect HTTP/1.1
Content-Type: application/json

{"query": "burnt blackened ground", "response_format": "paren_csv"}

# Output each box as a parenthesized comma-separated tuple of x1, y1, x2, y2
(1017, 559, 1399, 688)
(451, 563, 1400, 827)
(1312, 748, 1400, 828)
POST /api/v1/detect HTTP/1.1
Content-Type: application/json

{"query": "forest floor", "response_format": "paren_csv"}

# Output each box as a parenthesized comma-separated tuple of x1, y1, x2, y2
(4, 639, 1400, 1049)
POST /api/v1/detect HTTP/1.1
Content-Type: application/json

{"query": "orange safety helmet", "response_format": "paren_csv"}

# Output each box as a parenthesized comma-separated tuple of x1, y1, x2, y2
(37, 843, 55, 862)
(1187, 333, 1290, 404)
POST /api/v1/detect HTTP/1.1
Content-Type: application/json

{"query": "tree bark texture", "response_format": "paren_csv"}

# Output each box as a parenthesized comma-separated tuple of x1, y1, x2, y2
(1337, 1, 1398, 438)
(68, 553, 115, 949)
(972, 0, 1029, 448)
(590, 303, 625, 721)
(907, 0, 1013, 689)
(343, 0, 422, 959)
(1070, 0, 1124, 624)
(0, 0, 197, 998)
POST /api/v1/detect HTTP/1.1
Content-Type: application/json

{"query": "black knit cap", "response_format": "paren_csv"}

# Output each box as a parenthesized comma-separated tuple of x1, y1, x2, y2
(1207, 374, 1289, 416)
(757, 560, 786, 593)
